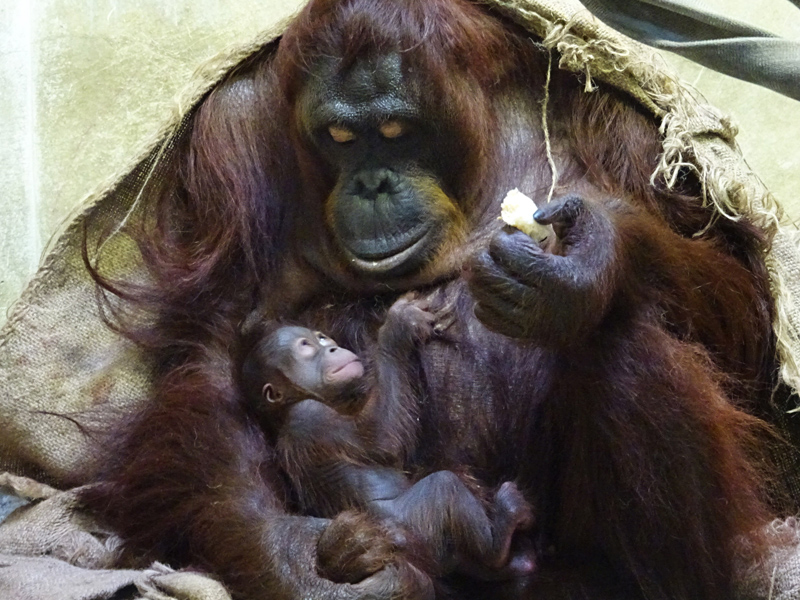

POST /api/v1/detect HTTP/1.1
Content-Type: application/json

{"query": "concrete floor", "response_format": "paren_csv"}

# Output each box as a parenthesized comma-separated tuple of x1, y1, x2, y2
(1, 0, 798, 326)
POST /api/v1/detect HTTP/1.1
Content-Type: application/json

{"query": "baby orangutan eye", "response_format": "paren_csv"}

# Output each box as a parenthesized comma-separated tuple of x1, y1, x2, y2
(296, 338, 316, 358)
(317, 333, 334, 347)
(328, 125, 356, 143)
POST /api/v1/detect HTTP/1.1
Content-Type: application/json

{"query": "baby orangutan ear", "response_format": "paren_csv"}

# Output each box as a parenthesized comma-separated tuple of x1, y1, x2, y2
(262, 383, 284, 404)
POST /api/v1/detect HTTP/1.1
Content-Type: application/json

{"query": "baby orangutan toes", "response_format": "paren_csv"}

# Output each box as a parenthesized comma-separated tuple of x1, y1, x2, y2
(495, 481, 535, 533)
(490, 482, 537, 577)
(316, 510, 407, 584)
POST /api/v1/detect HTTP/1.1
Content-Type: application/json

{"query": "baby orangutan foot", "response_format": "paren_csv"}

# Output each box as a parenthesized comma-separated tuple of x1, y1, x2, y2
(491, 482, 537, 577)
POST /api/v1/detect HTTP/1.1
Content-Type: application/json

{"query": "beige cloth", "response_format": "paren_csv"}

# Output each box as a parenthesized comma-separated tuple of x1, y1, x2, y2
(0, 474, 231, 600)
(0, 556, 233, 600)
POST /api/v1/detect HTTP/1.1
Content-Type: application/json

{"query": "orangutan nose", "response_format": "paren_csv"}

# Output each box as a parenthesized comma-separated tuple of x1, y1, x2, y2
(352, 169, 397, 200)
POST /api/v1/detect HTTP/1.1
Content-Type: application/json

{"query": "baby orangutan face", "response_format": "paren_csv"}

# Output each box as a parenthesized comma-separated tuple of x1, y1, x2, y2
(255, 326, 365, 405)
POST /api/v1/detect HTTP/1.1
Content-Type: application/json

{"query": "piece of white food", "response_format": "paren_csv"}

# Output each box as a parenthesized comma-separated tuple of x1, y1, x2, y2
(500, 189, 551, 242)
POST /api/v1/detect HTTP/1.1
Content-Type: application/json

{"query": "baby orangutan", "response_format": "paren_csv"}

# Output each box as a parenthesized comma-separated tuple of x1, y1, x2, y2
(239, 296, 535, 581)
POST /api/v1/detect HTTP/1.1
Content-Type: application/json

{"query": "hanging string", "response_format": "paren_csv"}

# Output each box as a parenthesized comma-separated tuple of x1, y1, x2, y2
(541, 49, 558, 203)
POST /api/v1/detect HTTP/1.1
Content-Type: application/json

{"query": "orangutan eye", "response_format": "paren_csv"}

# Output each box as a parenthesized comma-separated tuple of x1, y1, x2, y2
(328, 125, 356, 143)
(296, 337, 316, 358)
(379, 120, 405, 139)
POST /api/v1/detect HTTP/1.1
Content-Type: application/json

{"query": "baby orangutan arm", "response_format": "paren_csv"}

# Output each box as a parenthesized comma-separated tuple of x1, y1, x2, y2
(360, 294, 441, 462)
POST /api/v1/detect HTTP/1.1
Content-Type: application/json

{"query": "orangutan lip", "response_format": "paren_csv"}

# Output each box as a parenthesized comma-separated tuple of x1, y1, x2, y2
(345, 228, 433, 274)
(346, 222, 431, 261)
(330, 358, 361, 375)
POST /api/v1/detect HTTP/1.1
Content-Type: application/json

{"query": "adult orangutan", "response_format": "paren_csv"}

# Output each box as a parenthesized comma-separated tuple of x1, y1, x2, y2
(81, 0, 784, 599)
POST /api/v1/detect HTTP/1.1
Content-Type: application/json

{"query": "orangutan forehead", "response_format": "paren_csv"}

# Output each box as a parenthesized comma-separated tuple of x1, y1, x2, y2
(299, 54, 419, 131)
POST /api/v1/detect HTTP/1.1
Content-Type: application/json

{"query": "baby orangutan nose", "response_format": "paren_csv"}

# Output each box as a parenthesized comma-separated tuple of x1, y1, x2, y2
(325, 346, 365, 384)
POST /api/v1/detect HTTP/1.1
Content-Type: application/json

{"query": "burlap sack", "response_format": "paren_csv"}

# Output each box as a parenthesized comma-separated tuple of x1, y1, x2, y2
(0, 0, 798, 596)
(0, 555, 232, 600)
(0, 473, 231, 600)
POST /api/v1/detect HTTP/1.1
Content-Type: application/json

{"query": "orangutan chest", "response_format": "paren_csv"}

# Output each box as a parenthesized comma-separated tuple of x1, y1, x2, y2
(412, 325, 553, 483)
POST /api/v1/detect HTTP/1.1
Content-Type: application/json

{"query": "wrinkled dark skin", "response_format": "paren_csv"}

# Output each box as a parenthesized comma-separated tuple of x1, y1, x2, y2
(470, 195, 620, 346)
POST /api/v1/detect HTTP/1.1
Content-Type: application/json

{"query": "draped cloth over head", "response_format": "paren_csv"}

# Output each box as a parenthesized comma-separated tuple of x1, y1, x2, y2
(0, 0, 799, 597)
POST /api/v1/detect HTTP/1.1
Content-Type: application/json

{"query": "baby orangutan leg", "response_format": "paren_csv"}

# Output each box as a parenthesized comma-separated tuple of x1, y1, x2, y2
(371, 472, 536, 579)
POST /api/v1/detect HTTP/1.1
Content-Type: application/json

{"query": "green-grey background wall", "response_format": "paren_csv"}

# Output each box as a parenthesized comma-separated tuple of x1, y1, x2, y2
(1, 0, 798, 327)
